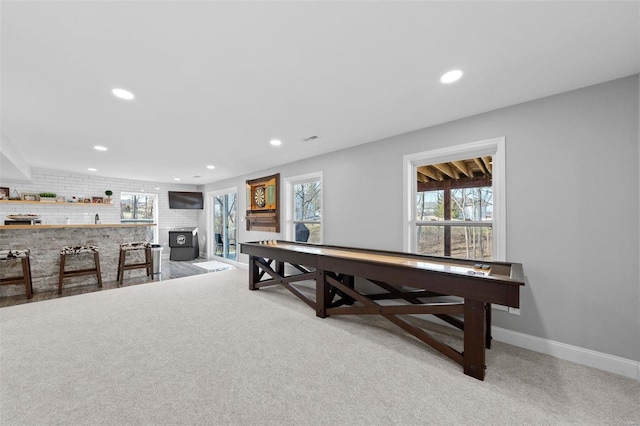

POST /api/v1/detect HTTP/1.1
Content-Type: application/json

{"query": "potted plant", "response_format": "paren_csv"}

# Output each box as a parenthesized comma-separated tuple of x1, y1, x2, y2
(39, 192, 57, 203)
(105, 190, 113, 204)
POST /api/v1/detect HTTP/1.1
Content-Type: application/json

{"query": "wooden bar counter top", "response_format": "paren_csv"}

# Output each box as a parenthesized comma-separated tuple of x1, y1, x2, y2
(0, 223, 155, 230)
(0, 223, 157, 296)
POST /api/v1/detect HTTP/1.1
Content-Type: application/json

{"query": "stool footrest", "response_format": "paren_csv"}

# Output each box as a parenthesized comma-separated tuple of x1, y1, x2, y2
(61, 268, 101, 278)
(122, 262, 151, 270)
(0, 276, 31, 286)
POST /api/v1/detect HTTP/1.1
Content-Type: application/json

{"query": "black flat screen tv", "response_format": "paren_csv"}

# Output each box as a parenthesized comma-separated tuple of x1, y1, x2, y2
(168, 191, 204, 209)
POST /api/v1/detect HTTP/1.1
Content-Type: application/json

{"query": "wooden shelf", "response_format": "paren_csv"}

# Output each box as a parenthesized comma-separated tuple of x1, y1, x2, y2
(0, 200, 113, 207)
(0, 223, 154, 230)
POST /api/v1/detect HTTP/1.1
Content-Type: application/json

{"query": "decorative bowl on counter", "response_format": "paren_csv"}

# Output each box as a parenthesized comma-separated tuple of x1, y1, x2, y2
(6, 214, 41, 221)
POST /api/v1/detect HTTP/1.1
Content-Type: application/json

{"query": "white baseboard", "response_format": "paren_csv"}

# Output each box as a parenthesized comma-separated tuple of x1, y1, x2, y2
(492, 326, 640, 381)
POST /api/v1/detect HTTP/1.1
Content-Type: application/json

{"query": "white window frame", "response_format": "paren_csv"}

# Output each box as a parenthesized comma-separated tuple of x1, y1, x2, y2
(403, 137, 506, 260)
(119, 191, 159, 243)
(285, 171, 323, 243)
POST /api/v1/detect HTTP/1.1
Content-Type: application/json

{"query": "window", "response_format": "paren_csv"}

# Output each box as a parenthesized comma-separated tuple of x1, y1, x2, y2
(416, 184, 493, 261)
(285, 172, 322, 244)
(404, 137, 505, 261)
(120, 192, 158, 242)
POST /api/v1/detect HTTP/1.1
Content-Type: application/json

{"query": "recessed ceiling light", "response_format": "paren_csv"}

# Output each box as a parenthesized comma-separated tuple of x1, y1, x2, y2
(206, 165, 215, 170)
(88, 168, 97, 172)
(270, 139, 282, 146)
(112, 88, 135, 100)
(174, 178, 181, 181)
(94, 145, 108, 151)
(155, 187, 160, 190)
(440, 69, 463, 84)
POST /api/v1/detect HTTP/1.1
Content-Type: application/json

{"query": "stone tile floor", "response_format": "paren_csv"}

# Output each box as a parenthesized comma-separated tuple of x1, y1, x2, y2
(0, 257, 232, 308)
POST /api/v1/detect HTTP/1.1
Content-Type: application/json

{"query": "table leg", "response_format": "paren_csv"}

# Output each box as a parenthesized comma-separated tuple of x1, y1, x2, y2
(249, 256, 259, 291)
(463, 298, 486, 380)
(316, 269, 329, 318)
(485, 303, 492, 349)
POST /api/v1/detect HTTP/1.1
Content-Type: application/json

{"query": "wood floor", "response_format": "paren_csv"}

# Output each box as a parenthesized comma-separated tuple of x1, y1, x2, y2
(0, 257, 231, 308)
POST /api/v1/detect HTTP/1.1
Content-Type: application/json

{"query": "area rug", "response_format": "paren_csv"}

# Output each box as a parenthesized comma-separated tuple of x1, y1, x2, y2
(191, 260, 234, 271)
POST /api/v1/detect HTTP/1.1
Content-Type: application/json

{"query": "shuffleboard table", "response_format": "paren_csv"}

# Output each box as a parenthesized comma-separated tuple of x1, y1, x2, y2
(240, 241, 524, 380)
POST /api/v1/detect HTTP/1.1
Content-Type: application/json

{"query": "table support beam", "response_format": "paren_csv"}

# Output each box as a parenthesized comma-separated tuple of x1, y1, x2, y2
(242, 241, 524, 382)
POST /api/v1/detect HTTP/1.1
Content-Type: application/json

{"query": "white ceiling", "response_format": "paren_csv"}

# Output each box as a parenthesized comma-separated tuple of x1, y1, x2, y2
(1, 1, 638, 185)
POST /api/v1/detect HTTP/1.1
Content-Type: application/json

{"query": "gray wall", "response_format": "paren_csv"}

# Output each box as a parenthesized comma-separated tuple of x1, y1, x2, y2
(200, 75, 639, 362)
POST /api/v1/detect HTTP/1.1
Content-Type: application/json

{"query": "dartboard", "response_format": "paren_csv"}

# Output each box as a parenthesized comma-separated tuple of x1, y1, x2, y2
(254, 186, 266, 208)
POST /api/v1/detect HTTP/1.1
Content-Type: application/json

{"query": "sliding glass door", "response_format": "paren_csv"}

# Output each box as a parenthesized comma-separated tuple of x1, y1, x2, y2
(212, 190, 237, 261)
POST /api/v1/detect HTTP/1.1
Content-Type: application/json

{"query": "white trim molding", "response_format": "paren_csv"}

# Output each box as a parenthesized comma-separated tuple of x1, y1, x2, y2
(492, 326, 640, 381)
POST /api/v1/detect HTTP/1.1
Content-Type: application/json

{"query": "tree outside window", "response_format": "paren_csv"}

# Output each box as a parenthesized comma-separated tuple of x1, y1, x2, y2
(293, 180, 321, 243)
(120, 193, 155, 222)
(415, 154, 493, 261)
(416, 186, 492, 260)
(120, 192, 157, 242)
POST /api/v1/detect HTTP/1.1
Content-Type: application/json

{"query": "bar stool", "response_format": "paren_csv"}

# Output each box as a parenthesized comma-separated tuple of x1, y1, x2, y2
(117, 242, 153, 286)
(0, 249, 34, 299)
(58, 246, 102, 294)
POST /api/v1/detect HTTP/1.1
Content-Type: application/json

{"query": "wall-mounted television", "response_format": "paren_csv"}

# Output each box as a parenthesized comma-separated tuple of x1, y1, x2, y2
(168, 191, 204, 209)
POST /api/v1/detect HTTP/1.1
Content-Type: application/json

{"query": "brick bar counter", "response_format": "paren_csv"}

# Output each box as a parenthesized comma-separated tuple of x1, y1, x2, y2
(0, 224, 156, 297)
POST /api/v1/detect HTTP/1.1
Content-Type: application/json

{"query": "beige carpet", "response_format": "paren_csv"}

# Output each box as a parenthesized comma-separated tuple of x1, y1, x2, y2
(1, 268, 638, 425)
